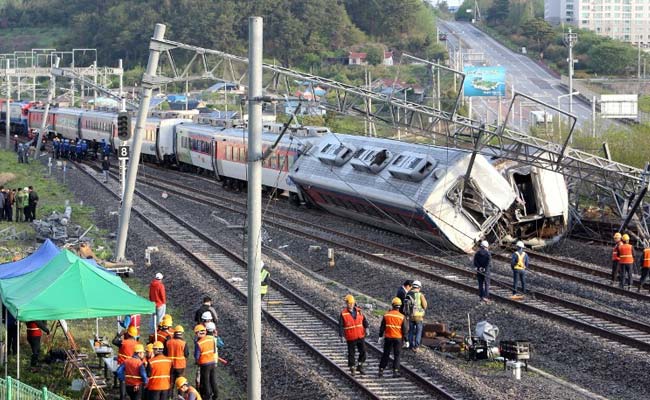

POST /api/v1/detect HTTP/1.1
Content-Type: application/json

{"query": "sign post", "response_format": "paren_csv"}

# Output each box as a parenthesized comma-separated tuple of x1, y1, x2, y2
(118, 144, 129, 201)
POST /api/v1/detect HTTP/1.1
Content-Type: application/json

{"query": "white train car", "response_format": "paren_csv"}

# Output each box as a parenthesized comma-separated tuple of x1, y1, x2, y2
(79, 111, 116, 144)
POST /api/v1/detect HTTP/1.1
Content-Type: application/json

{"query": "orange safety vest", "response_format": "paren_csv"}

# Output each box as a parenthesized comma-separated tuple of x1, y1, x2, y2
(165, 338, 187, 369)
(183, 386, 203, 400)
(383, 310, 404, 339)
(149, 329, 171, 344)
(123, 357, 144, 387)
(618, 243, 634, 265)
(118, 338, 138, 364)
(612, 243, 620, 261)
(643, 248, 650, 268)
(197, 336, 216, 365)
(26, 322, 43, 338)
(147, 355, 172, 391)
(340, 307, 365, 342)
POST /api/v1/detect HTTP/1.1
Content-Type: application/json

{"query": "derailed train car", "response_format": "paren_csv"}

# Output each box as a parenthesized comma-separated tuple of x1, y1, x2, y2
(289, 133, 568, 252)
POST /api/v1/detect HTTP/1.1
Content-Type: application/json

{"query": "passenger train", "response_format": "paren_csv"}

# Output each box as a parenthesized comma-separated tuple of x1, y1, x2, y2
(0, 100, 39, 135)
(26, 106, 569, 253)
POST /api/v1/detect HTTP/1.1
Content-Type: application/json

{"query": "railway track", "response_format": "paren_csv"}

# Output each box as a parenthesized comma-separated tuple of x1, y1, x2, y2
(116, 166, 650, 355)
(77, 162, 463, 400)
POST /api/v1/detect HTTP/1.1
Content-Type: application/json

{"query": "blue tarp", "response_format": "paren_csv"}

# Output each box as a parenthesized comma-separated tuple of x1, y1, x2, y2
(0, 239, 113, 279)
(0, 239, 59, 279)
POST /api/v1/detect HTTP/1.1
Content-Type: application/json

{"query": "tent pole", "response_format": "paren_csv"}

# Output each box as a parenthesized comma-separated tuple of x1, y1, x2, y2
(16, 321, 19, 380)
(4, 307, 7, 378)
(154, 315, 157, 342)
(96, 318, 99, 338)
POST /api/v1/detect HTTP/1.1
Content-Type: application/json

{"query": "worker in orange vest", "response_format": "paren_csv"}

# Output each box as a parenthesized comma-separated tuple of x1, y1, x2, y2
(25, 321, 50, 367)
(618, 234, 635, 290)
(116, 344, 148, 400)
(113, 326, 140, 364)
(165, 325, 189, 397)
(338, 294, 368, 376)
(611, 232, 622, 284)
(638, 242, 650, 293)
(194, 324, 217, 400)
(147, 341, 172, 400)
(175, 376, 202, 400)
(378, 298, 408, 378)
(149, 315, 173, 344)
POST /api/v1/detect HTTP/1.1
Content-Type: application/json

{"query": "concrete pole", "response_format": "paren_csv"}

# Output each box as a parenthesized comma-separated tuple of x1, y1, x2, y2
(638, 39, 642, 81)
(497, 96, 502, 125)
(17, 77, 21, 101)
(468, 96, 472, 118)
(115, 23, 166, 262)
(557, 97, 562, 140)
(32, 76, 36, 101)
(93, 61, 98, 106)
(436, 60, 441, 110)
(247, 16, 263, 400)
(5, 60, 11, 149)
(119, 59, 123, 97)
(71, 76, 75, 107)
(592, 96, 596, 138)
(35, 56, 59, 159)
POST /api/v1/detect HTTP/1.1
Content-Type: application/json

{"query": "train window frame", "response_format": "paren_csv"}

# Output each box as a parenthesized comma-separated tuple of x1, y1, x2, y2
(239, 148, 246, 163)
(270, 154, 278, 169)
(233, 147, 240, 161)
(226, 145, 233, 160)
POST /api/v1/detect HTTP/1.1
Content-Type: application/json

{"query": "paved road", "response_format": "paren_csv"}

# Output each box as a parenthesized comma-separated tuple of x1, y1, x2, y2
(439, 20, 597, 131)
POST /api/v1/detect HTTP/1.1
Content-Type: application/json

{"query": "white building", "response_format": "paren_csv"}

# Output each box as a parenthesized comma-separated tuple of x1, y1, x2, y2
(545, 0, 650, 45)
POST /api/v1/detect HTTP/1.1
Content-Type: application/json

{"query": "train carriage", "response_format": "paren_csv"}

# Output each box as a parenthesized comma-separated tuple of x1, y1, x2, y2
(1, 100, 34, 135)
(79, 111, 116, 144)
(52, 108, 84, 140)
(27, 107, 56, 135)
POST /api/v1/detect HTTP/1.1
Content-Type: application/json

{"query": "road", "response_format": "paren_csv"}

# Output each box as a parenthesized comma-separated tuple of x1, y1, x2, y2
(439, 20, 598, 132)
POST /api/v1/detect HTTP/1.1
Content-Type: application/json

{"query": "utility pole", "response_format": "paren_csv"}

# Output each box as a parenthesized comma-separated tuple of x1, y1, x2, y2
(115, 23, 166, 262)
(638, 38, 642, 82)
(34, 56, 59, 159)
(5, 60, 11, 149)
(247, 16, 263, 400)
(592, 96, 596, 138)
(564, 28, 577, 119)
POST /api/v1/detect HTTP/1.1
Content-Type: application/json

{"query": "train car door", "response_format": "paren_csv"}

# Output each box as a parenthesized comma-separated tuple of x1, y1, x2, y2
(155, 127, 161, 162)
(211, 139, 222, 181)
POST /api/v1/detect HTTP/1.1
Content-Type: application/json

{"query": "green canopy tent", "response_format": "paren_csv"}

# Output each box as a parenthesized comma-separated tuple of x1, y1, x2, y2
(0, 250, 154, 378)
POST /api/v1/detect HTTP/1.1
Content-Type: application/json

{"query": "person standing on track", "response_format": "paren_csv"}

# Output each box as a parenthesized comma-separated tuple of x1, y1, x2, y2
(511, 241, 529, 296)
(474, 240, 492, 302)
(260, 262, 270, 300)
(405, 280, 427, 351)
(638, 243, 650, 293)
(338, 294, 368, 376)
(102, 155, 110, 183)
(378, 297, 407, 378)
(611, 232, 622, 284)
(618, 234, 635, 290)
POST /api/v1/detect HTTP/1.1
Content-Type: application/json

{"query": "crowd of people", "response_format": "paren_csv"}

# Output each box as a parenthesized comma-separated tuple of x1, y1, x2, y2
(338, 279, 428, 378)
(51, 137, 112, 161)
(0, 186, 39, 222)
(611, 232, 650, 292)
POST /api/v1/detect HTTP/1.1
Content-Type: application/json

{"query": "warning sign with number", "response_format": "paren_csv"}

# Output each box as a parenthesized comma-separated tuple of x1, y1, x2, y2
(118, 145, 130, 159)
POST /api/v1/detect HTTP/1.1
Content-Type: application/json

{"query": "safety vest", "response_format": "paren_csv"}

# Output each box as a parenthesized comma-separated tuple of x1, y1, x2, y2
(643, 248, 650, 268)
(340, 307, 365, 342)
(618, 243, 634, 265)
(197, 336, 216, 365)
(183, 386, 203, 400)
(514, 252, 527, 270)
(411, 292, 425, 319)
(165, 338, 187, 369)
(149, 329, 171, 344)
(612, 243, 620, 261)
(118, 338, 138, 364)
(26, 322, 43, 338)
(384, 310, 404, 339)
(147, 355, 172, 391)
(260, 268, 270, 296)
(123, 357, 144, 387)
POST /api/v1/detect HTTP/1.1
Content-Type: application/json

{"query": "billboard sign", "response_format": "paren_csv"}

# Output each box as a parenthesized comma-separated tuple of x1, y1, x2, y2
(600, 94, 638, 119)
(463, 66, 506, 97)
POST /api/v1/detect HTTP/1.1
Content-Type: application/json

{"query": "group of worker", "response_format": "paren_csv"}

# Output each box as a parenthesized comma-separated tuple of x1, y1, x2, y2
(338, 280, 428, 378)
(113, 304, 223, 400)
(611, 232, 650, 292)
(0, 186, 39, 222)
(51, 137, 111, 161)
(473, 240, 530, 302)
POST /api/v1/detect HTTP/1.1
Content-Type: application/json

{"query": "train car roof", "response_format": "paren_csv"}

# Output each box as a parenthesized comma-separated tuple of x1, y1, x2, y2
(176, 123, 317, 144)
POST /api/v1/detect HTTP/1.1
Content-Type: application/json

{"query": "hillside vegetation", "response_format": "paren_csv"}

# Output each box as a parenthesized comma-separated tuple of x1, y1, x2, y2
(0, 0, 444, 70)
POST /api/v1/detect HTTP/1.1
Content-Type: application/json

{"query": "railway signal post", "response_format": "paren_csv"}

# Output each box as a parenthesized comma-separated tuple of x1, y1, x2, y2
(5, 60, 11, 149)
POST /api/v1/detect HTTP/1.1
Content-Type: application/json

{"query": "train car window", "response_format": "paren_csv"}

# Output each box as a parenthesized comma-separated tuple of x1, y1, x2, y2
(203, 141, 209, 153)
(226, 145, 232, 160)
(270, 154, 278, 169)
(353, 148, 365, 158)
(239, 148, 246, 162)
(233, 147, 240, 161)
(321, 144, 332, 153)
(363, 151, 375, 162)
(393, 155, 404, 166)
(409, 158, 423, 169)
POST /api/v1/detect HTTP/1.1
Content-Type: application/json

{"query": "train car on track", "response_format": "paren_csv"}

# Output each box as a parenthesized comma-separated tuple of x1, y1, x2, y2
(1, 100, 38, 135)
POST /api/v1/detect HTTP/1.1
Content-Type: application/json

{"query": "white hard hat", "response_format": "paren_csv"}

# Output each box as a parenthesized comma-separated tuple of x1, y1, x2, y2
(412, 280, 421, 288)
(480, 240, 489, 248)
(155, 272, 163, 280)
(201, 311, 213, 321)
(205, 322, 216, 332)
(516, 241, 524, 248)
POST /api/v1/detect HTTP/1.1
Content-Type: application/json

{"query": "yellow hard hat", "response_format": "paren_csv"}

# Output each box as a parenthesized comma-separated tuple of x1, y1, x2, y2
(163, 314, 173, 324)
(145, 344, 154, 353)
(175, 377, 188, 389)
(622, 234, 630, 242)
(194, 324, 206, 333)
(174, 325, 184, 333)
(134, 344, 145, 353)
(614, 232, 622, 239)
(344, 294, 355, 304)
(152, 341, 164, 350)
(391, 297, 402, 306)
(127, 326, 138, 337)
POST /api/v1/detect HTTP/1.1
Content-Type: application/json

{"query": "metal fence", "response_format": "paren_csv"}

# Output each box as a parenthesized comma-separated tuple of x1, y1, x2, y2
(0, 376, 67, 400)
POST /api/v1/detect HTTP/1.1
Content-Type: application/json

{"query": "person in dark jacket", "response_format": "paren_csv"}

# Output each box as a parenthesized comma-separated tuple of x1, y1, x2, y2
(27, 186, 38, 221)
(395, 280, 413, 314)
(101, 156, 110, 183)
(473, 240, 492, 302)
(193, 296, 218, 324)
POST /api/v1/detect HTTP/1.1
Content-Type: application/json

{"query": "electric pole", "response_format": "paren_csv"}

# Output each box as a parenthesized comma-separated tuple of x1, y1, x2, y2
(5, 60, 11, 149)
(564, 28, 578, 121)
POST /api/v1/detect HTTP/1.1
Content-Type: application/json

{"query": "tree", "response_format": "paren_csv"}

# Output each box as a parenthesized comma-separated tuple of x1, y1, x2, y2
(487, 0, 510, 25)
(521, 18, 555, 57)
(587, 42, 636, 75)
(365, 45, 384, 66)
